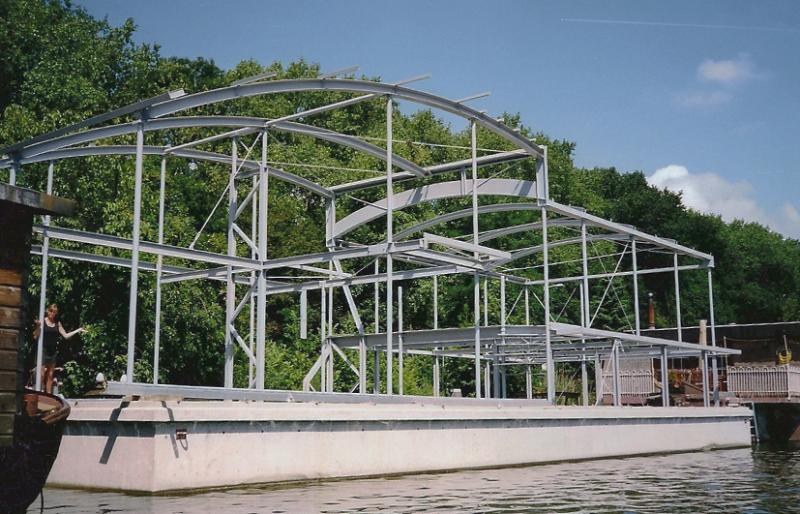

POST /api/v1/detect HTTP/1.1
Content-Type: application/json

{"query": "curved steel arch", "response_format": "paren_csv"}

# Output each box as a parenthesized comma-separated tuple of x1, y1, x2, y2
(334, 178, 538, 238)
(10, 116, 427, 177)
(141, 79, 544, 159)
(393, 203, 541, 241)
(16, 145, 333, 198)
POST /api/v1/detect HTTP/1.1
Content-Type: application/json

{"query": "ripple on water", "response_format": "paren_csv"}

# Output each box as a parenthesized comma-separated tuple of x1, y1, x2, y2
(27, 445, 800, 514)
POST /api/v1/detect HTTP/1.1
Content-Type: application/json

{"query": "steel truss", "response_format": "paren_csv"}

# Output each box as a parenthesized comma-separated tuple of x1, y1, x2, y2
(1, 72, 734, 407)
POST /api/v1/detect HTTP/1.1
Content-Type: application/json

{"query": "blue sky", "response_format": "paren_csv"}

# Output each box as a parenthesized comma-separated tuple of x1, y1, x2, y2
(78, 0, 800, 238)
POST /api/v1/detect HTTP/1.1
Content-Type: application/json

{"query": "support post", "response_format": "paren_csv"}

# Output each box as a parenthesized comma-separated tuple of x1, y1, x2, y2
(581, 358, 589, 407)
(153, 156, 167, 384)
(581, 219, 590, 327)
(701, 350, 710, 408)
(484, 360, 491, 399)
(398, 285, 404, 395)
(373, 259, 380, 394)
(320, 286, 326, 392)
(432, 275, 440, 397)
(631, 237, 640, 336)
(255, 129, 268, 389)
(8, 160, 18, 186)
(126, 121, 145, 383)
(471, 119, 481, 398)
(224, 137, 238, 388)
(594, 354, 603, 406)
(673, 253, 682, 342)
(525, 364, 532, 399)
(524, 286, 530, 325)
(542, 206, 555, 403)
(385, 96, 394, 395)
(34, 161, 54, 391)
(708, 268, 719, 406)
(661, 345, 670, 407)
(612, 341, 621, 407)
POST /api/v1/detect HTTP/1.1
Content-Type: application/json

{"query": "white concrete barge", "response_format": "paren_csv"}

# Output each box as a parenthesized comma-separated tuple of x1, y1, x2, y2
(48, 397, 751, 493)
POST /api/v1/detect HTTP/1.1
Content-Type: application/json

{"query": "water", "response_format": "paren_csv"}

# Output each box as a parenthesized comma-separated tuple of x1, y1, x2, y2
(29, 445, 800, 513)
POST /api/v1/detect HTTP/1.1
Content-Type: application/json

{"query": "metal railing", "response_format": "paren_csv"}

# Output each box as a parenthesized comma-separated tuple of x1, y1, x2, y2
(601, 369, 656, 397)
(727, 364, 800, 398)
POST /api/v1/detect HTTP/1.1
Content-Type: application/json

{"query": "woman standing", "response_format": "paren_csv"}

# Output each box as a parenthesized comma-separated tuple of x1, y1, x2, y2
(32, 303, 85, 394)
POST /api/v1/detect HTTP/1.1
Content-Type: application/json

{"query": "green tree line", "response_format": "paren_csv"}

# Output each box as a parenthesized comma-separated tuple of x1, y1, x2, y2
(1, 0, 798, 397)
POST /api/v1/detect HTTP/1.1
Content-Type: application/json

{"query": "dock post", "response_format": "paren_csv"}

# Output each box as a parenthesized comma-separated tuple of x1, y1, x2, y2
(471, 120, 481, 398)
(673, 253, 682, 342)
(385, 96, 394, 396)
(484, 361, 491, 399)
(661, 345, 670, 407)
(581, 357, 589, 406)
(701, 350, 710, 407)
(525, 364, 532, 399)
(398, 286, 403, 395)
(612, 341, 621, 407)
(153, 156, 166, 384)
(256, 129, 268, 390)
(34, 161, 54, 391)
(432, 275, 440, 397)
(708, 269, 719, 406)
(126, 120, 145, 383)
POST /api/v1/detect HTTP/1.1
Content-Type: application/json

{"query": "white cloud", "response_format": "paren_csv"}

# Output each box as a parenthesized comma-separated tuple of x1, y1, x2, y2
(674, 90, 732, 107)
(647, 165, 800, 239)
(697, 54, 756, 85)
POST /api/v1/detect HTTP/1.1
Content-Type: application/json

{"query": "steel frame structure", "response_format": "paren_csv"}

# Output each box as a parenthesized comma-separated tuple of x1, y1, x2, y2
(1, 71, 737, 406)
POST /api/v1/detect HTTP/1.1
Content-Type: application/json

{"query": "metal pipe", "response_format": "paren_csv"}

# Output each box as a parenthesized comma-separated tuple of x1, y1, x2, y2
(594, 354, 603, 406)
(385, 96, 394, 395)
(153, 156, 167, 384)
(631, 237, 640, 335)
(248, 175, 256, 387)
(255, 129, 268, 389)
(471, 120, 481, 398)
(433, 275, 440, 397)
(708, 269, 719, 406)
(483, 278, 489, 326)
(34, 161, 54, 390)
(126, 122, 145, 383)
(581, 220, 590, 327)
(612, 341, 621, 407)
(524, 286, 530, 325)
(525, 364, 532, 399)
(661, 345, 670, 407)
(581, 358, 589, 406)
(224, 138, 238, 388)
(542, 206, 555, 403)
(373, 259, 380, 394)
(9, 160, 18, 186)
(398, 285, 404, 395)
(701, 350, 710, 407)
(673, 253, 682, 342)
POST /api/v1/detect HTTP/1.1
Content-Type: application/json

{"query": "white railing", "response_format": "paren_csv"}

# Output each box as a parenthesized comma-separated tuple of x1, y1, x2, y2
(601, 369, 656, 397)
(727, 365, 800, 398)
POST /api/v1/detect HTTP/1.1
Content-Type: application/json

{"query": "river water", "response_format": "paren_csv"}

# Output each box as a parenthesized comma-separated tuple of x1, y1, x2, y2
(29, 444, 800, 513)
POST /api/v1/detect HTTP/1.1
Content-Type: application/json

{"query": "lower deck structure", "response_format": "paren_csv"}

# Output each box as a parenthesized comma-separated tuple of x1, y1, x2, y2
(48, 397, 752, 493)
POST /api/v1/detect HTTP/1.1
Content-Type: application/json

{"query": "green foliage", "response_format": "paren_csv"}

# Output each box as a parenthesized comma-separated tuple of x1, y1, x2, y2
(2, 0, 798, 397)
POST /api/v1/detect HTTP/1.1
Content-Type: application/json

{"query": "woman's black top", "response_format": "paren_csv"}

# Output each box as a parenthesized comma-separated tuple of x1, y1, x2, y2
(42, 322, 60, 364)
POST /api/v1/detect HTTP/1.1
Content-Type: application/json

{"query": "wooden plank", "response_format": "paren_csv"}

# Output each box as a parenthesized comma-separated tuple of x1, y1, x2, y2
(0, 306, 21, 329)
(0, 329, 18, 350)
(0, 269, 22, 287)
(0, 350, 16, 371)
(0, 392, 15, 413)
(0, 285, 21, 307)
(0, 370, 16, 390)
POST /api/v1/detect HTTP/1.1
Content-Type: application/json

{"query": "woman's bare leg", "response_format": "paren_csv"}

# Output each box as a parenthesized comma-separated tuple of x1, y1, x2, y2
(44, 365, 55, 394)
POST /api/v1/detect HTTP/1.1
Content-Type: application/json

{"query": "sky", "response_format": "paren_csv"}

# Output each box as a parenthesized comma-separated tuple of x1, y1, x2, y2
(78, 0, 800, 238)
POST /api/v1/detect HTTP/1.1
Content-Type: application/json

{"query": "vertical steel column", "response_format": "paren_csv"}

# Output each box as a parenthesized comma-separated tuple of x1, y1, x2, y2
(224, 138, 238, 388)
(385, 96, 394, 395)
(483, 278, 489, 326)
(524, 286, 530, 325)
(701, 350, 710, 407)
(581, 220, 590, 327)
(398, 286, 404, 395)
(373, 259, 380, 394)
(126, 121, 145, 383)
(708, 269, 719, 406)
(471, 120, 481, 398)
(153, 156, 167, 384)
(542, 206, 555, 403)
(255, 129, 268, 390)
(612, 341, 621, 407)
(673, 253, 682, 342)
(34, 161, 54, 391)
(484, 361, 491, 399)
(525, 364, 532, 399)
(594, 354, 603, 406)
(8, 160, 18, 186)
(631, 238, 641, 335)
(433, 275, 440, 397)
(327, 283, 333, 392)
(320, 286, 327, 392)
(581, 358, 589, 407)
(248, 174, 256, 388)
(661, 345, 670, 407)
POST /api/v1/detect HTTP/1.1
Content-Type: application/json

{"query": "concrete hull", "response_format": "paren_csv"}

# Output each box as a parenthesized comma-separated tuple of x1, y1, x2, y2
(48, 399, 752, 492)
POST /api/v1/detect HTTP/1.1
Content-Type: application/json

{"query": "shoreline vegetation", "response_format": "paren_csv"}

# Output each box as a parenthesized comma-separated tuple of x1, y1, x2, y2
(1, 0, 798, 398)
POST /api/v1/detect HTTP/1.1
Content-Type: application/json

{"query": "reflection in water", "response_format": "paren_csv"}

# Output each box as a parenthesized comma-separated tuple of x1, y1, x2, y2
(30, 445, 800, 513)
